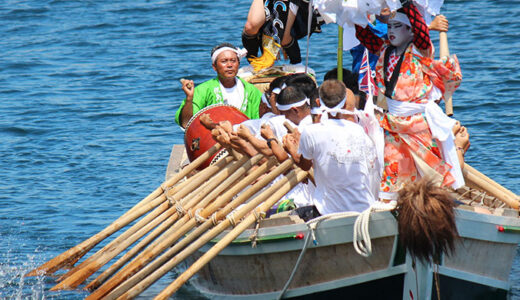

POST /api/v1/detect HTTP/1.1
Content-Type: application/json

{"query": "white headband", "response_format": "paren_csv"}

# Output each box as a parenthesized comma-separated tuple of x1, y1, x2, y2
(317, 97, 355, 117)
(271, 83, 287, 95)
(211, 47, 248, 64)
(389, 12, 411, 27)
(277, 97, 310, 111)
(261, 93, 272, 108)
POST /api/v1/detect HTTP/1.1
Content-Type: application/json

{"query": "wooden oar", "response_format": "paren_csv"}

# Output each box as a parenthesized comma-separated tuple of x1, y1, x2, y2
(87, 155, 278, 300)
(101, 157, 282, 299)
(463, 164, 519, 209)
(26, 144, 222, 277)
(52, 155, 237, 290)
(464, 164, 519, 202)
(116, 161, 301, 300)
(85, 154, 264, 291)
(439, 31, 453, 116)
(153, 167, 309, 300)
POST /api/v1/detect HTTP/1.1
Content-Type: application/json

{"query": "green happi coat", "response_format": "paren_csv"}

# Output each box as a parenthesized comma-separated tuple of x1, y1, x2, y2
(175, 77, 261, 125)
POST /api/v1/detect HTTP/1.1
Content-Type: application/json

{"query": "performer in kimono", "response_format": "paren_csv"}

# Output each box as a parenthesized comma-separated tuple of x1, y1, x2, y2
(355, 1, 463, 200)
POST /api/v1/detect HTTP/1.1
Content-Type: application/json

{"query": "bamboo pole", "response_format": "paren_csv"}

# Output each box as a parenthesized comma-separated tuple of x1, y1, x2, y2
(88, 156, 280, 300)
(439, 31, 453, 116)
(85, 206, 178, 291)
(85, 154, 263, 291)
(26, 144, 222, 277)
(52, 155, 238, 291)
(154, 167, 308, 300)
(337, 25, 344, 82)
(464, 164, 519, 202)
(102, 157, 282, 299)
(463, 165, 519, 209)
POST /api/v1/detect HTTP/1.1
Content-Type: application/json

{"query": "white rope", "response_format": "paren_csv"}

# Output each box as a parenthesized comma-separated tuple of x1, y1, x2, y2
(226, 211, 237, 227)
(277, 211, 358, 300)
(194, 208, 208, 223)
(353, 201, 397, 257)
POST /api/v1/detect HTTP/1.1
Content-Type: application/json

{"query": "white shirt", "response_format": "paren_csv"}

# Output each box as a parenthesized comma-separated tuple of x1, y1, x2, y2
(220, 79, 244, 110)
(233, 112, 276, 138)
(298, 118, 378, 215)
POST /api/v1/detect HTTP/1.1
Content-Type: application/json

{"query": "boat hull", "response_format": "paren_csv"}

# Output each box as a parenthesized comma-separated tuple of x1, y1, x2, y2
(189, 209, 520, 299)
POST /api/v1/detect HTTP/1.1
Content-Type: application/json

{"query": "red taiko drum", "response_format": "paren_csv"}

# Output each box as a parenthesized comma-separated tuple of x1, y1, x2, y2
(184, 104, 249, 170)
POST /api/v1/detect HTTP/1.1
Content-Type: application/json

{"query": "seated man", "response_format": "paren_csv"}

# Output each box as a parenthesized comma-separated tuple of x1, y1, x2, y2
(175, 42, 262, 128)
(284, 79, 379, 216)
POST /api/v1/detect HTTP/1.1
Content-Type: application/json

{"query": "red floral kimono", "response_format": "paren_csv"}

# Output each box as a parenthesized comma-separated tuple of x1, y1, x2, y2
(356, 3, 462, 197)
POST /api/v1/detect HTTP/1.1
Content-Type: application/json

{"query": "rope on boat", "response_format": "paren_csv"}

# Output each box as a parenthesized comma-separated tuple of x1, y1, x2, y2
(353, 201, 397, 257)
(250, 210, 266, 248)
(277, 202, 396, 299)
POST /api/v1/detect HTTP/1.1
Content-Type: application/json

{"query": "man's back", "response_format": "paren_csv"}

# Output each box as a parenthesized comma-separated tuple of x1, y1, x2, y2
(298, 118, 377, 215)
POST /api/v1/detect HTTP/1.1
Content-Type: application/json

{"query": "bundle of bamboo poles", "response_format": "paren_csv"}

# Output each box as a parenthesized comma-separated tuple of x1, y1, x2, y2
(26, 142, 309, 299)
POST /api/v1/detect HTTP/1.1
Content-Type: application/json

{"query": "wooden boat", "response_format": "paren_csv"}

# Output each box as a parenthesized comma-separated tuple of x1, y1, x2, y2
(165, 144, 520, 300)
(30, 69, 520, 299)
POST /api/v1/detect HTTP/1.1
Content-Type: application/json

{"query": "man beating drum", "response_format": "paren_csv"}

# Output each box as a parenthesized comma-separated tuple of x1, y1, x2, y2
(175, 43, 262, 128)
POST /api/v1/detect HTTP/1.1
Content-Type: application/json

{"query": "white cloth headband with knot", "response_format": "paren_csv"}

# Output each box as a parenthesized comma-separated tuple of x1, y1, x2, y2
(317, 97, 355, 117)
(271, 83, 287, 95)
(277, 97, 310, 111)
(211, 47, 248, 64)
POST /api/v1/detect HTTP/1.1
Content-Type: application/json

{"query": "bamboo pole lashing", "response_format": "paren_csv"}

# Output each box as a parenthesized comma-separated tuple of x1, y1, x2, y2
(464, 163, 519, 204)
(85, 154, 253, 299)
(463, 166, 519, 209)
(115, 161, 299, 299)
(26, 144, 222, 277)
(85, 154, 263, 291)
(102, 157, 281, 299)
(153, 167, 309, 300)
(51, 155, 237, 290)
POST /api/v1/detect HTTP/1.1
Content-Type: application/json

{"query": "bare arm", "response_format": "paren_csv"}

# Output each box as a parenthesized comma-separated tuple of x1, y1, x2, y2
(283, 132, 312, 171)
(237, 124, 273, 156)
(260, 124, 289, 162)
(179, 79, 195, 128)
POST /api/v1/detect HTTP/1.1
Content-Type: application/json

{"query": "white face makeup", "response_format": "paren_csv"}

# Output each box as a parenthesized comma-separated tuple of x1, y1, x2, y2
(387, 20, 413, 47)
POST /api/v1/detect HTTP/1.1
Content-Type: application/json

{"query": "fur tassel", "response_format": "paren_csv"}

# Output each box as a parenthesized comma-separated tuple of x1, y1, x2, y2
(396, 177, 459, 264)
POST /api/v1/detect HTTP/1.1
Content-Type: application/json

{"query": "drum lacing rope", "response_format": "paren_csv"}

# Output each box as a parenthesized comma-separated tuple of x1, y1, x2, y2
(250, 210, 266, 248)
(277, 202, 396, 300)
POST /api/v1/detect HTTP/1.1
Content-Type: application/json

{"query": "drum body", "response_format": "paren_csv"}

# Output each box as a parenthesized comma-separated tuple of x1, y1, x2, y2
(184, 104, 249, 169)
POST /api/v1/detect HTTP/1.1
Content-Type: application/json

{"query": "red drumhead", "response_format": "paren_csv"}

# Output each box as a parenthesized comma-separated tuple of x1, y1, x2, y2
(184, 104, 249, 169)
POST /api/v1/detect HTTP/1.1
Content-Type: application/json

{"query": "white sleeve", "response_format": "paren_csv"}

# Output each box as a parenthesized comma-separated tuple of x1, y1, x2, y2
(297, 128, 313, 160)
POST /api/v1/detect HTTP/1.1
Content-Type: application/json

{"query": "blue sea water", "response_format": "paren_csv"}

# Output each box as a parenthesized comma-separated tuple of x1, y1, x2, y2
(0, 0, 519, 299)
